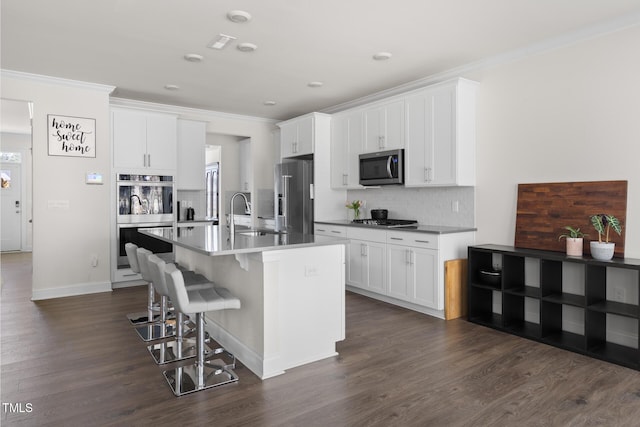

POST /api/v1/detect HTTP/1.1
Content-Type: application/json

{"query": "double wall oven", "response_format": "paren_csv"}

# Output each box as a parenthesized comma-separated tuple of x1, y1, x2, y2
(116, 174, 174, 276)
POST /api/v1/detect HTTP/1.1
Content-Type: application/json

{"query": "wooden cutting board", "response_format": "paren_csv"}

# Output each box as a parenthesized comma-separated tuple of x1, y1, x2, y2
(515, 180, 627, 257)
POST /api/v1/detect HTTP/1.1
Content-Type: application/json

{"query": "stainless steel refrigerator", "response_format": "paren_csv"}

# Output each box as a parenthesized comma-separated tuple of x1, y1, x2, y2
(274, 158, 314, 234)
(205, 163, 219, 221)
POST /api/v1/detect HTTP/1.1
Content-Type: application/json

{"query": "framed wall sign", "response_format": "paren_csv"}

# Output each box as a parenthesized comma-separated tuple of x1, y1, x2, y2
(48, 114, 96, 158)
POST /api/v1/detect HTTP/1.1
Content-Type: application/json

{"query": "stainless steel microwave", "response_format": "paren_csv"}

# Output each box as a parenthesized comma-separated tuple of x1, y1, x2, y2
(359, 149, 404, 186)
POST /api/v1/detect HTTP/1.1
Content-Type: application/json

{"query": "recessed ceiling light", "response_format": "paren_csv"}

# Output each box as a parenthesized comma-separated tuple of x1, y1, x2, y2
(164, 84, 180, 90)
(227, 10, 252, 23)
(207, 34, 236, 50)
(263, 101, 276, 106)
(237, 42, 257, 52)
(373, 52, 392, 61)
(308, 81, 324, 88)
(184, 53, 203, 62)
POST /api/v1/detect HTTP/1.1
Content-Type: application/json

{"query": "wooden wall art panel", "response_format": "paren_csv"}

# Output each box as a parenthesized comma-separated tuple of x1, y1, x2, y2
(514, 180, 627, 257)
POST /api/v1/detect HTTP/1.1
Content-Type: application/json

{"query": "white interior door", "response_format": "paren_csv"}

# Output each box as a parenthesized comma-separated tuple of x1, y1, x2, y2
(1, 162, 22, 251)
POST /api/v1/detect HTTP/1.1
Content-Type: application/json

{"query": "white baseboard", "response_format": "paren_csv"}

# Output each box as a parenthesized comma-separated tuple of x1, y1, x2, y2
(31, 281, 112, 300)
(346, 286, 445, 319)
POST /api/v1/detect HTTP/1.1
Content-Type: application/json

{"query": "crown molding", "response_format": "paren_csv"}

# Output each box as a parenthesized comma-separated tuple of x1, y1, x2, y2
(321, 11, 640, 114)
(110, 97, 277, 124)
(1, 69, 115, 94)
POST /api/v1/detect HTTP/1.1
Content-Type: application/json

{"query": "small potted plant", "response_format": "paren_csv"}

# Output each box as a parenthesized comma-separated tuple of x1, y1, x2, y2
(345, 200, 363, 221)
(558, 226, 587, 257)
(589, 214, 622, 260)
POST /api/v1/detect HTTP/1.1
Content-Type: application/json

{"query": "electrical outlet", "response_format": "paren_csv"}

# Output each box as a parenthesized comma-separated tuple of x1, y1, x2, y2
(452, 200, 459, 213)
(304, 265, 318, 277)
(90, 254, 98, 268)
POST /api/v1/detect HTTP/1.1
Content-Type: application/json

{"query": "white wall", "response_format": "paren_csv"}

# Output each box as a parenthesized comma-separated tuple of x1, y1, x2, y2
(468, 25, 640, 257)
(2, 73, 114, 299)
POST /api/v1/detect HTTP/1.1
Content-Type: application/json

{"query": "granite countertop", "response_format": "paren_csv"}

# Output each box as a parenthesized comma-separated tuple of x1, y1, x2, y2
(315, 220, 476, 234)
(140, 223, 348, 257)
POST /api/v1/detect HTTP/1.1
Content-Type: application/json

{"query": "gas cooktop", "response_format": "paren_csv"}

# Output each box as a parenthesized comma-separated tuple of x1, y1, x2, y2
(352, 219, 418, 228)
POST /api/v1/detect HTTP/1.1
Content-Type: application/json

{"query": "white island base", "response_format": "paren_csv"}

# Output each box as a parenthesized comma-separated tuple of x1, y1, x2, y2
(175, 243, 346, 379)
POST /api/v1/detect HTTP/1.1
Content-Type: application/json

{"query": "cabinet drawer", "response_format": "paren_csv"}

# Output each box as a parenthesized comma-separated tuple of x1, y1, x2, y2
(314, 224, 346, 237)
(386, 231, 438, 249)
(347, 227, 387, 243)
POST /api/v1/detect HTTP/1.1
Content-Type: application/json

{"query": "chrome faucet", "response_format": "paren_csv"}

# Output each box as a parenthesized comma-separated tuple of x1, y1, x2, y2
(130, 195, 142, 214)
(229, 192, 250, 236)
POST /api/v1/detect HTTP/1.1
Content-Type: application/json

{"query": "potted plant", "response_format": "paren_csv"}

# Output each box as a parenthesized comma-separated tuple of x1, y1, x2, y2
(558, 226, 587, 256)
(345, 200, 363, 221)
(589, 214, 622, 260)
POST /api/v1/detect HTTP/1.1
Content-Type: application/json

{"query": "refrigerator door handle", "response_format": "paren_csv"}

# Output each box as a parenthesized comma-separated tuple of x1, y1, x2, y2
(309, 183, 314, 200)
(282, 175, 292, 229)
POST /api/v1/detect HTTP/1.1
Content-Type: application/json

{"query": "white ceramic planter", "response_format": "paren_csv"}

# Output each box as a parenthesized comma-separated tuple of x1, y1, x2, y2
(590, 241, 615, 260)
(565, 238, 584, 257)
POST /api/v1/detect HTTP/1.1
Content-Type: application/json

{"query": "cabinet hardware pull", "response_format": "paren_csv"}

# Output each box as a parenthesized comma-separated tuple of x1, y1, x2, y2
(317, 228, 326, 232)
(390, 237, 403, 240)
(415, 240, 430, 244)
(331, 230, 341, 234)
(424, 167, 432, 182)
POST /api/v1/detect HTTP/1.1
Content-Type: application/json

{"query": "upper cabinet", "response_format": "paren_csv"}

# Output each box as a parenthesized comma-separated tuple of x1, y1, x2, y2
(177, 119, 206, 190)
(328, 77, 477, 188)
(363, 99, 404, 152)
(279, 114, 315, 158)
(278, 112, 346, 221)
(331, 110, 364, 189)
(112, 108, 177, 172)
(405, 79, 477, 186)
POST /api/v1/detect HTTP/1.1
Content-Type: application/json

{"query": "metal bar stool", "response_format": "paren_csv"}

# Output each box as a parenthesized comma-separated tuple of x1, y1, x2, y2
(146, 254, 215, 364)
(125, 243, 162, 325)
(133, 247, 176, 341)
(162, 263, 241, 396)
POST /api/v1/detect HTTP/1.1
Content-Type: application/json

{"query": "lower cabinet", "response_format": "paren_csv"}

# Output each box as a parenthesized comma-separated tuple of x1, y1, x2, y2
(348, 239, 387, 294)
(468, 244, 640, 371)
(387, 244, 438, 308)
(319, 224, 475, 318)
(345, 228, 387, 294)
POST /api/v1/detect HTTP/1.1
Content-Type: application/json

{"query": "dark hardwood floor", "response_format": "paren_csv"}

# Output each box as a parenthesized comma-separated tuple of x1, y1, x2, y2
(2, 252, 640, 426)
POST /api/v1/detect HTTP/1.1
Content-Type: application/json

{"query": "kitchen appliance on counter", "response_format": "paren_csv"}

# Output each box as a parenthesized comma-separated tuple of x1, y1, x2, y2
(274, 158, 313, 234)
(370, 209, 388, 220)
(359, 149, 404, 186)
(115, 174, 174, 275)
(352, 218, 418, 228)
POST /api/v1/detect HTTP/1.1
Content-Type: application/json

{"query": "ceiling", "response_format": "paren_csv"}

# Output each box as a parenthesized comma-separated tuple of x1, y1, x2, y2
(2, 0, 640, 121)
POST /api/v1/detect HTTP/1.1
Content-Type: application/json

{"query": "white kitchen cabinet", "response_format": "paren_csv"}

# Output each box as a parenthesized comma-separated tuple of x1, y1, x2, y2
(387, 231, 440, 308)
(331, 110, 364, 189)
(341, 226, 475, 319)
(346, 228, 387, 293)
(177, 119, 206, 190)
(363, 99, 404, 153)
(112, 108, 177, 172)
(314, 224, 347, 238)
(238, 138, 251, 192)
(279, 114, 315, 158)
(405, 78, 477, 186)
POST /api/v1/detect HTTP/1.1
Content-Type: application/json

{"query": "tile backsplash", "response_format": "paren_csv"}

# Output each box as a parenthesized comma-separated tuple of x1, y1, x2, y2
(346, 186, 474, 227)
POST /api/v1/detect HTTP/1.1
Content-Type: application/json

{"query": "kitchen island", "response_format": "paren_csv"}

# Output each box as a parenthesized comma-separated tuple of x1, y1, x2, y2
(141, 224, 347, 379)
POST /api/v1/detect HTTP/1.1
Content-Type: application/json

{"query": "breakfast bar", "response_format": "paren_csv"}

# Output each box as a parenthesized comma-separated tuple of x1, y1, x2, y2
(141, 224, 347, 379)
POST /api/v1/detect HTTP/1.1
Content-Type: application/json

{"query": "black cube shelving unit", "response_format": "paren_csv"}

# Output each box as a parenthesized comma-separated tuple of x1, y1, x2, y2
(468, 244, 640, 371)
